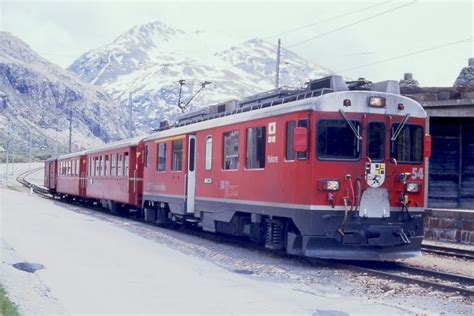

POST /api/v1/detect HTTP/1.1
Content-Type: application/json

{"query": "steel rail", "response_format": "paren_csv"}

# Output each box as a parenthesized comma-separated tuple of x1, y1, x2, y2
(343, 261, 474, 297)
(422, 244, 474, 260)
(16, 167, 51, 197)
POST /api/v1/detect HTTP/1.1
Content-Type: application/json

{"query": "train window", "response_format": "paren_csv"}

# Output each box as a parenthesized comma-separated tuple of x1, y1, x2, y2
(223, 130, 240, 170)
(157, 142, 166, 171)
(189, 138, 196, 172)
(99, 156, 103, 176)
(297, 119, 309, 160)
(117, 154, 123, 175)
(246, 126, 266, 169)
(317, 120, 361, 160)
(205, 136, 212, 170)
(124, 152, 129, 175)
(104, 155, 109, 176)
(76, 159, 80, 176)
(144, 145, 149, 168)
(172, 141, 183, 171)
(89, 158, 92, 176)
(286, 121, 296, 160)
(391, 124, 423, 163)
(95, 157, 99, 176)
(111, 154, 116, 176)
(367, 122, 385, 162)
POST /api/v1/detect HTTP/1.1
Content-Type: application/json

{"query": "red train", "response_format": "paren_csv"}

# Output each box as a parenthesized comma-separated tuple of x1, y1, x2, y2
(44, 75, 431, 260)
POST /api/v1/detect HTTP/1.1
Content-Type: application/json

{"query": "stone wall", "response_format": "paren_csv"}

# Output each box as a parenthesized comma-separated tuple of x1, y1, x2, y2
(424, 209, 474, 244)
(400, 86, 469, 102)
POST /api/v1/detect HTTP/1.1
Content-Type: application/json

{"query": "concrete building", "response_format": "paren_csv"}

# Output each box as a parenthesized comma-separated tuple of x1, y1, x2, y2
(401, 58, 474, 209)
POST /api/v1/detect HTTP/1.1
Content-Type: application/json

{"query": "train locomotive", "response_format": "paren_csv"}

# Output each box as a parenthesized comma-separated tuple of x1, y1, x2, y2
(44, 75, 431, 261)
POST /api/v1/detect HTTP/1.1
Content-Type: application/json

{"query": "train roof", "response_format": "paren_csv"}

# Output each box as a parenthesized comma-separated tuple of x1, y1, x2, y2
(85, 135, 144, 155)
(144, 75, 426, 142)
(57, 150, 88, 160)
(55, 136, 145, 160)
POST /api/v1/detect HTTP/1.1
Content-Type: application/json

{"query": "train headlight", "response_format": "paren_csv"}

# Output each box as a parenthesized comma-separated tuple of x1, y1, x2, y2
(405, 182, 420, 193)
(368, 96, 386, 108)
(322, 180, 340, 191)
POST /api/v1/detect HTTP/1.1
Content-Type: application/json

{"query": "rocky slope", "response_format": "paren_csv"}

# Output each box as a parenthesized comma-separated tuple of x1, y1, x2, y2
(68, 20, 332, 131)
(0, 32, 129, 158)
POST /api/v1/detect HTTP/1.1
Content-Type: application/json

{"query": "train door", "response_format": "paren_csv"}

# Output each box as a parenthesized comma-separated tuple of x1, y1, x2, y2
(186, 135, 197, 214)
(79, 156, 87, 197)
(50, 160, 57, 190)
(44, 162, 50, 188)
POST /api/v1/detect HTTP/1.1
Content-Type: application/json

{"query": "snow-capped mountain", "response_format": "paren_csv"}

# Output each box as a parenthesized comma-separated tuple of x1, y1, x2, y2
(0, 32, 129, 158)
(68, 20, 332, 131)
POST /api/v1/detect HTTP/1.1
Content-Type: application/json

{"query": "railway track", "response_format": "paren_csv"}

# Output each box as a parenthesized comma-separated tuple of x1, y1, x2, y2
(340, 261, 474, 297)
(17, 168, 474, 298)
(421, 243, 474, 260)
(16, 167, 51, 197)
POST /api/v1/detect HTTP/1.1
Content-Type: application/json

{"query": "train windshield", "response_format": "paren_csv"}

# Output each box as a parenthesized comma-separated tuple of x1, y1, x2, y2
(367, 122, 385, 161)
(317, 119, 361, 160)
(391, 124, 423, 163)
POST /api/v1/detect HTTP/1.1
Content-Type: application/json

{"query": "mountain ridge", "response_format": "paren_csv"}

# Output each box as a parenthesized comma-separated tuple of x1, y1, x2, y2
(68, 20, 332, 131)
(0, 31, 129, 158)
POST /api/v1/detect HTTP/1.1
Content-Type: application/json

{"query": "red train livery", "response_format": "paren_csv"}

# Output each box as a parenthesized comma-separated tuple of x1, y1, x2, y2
(44, 75, 431, 260)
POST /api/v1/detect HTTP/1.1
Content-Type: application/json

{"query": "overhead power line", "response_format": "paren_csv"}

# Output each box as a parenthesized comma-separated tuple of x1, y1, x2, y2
(340, 37, 473, 72)
(287, 1, 418, 48)
(264, 0, 392, 40)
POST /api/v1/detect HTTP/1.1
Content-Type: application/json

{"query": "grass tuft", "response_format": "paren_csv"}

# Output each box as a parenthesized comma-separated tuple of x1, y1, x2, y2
(0, 286, 20, 316)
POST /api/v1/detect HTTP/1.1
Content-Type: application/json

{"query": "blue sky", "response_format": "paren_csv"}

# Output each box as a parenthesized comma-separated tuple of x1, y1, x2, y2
(1, 0, 472, 86)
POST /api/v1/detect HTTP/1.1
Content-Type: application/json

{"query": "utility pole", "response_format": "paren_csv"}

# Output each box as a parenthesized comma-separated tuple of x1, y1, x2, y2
(275, 38, 281, 89)
(5, 119, 9, 181)
(128, 92, 133, 138)
(29, 129, 32, 169)
(98, 104, 102, 142)
(68, 107, 73, 153)
(177, 79, 186, 112)
(10, 137, 14, 176)
(54, 118, 59, 157)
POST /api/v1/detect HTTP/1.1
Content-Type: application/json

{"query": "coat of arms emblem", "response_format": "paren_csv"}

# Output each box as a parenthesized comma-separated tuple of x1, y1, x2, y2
(365, 163, 386, 188)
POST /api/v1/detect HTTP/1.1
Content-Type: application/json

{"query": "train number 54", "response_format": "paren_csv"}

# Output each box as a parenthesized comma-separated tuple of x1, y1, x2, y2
(411, 167, 424, 180)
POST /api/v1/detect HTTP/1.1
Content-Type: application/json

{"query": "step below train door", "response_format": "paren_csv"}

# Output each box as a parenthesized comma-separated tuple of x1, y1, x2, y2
(186, 135, 197, 214)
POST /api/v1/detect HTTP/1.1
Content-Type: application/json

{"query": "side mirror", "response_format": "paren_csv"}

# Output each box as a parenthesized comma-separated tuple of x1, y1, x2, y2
(424, 134, 432, 158)
(293, 127, 308, 153)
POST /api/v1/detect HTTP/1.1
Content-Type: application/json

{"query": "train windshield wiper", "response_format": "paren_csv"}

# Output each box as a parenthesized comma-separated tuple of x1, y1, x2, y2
(391, 114, 411, 142)
(339, 109, 362, 141)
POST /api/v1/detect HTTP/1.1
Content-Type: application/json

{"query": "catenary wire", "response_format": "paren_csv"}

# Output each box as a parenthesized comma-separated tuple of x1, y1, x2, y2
(264, 0, 392, 40)
(286, 1, 417, 48)
(340, 37, 473, 72)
